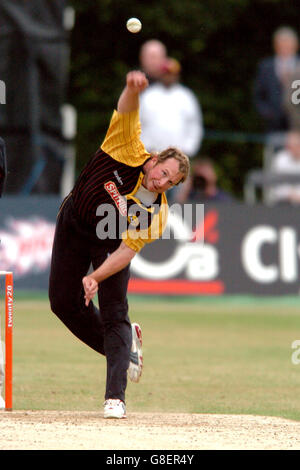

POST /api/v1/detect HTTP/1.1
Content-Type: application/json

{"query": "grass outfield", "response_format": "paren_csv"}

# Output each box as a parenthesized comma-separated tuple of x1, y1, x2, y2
(2, 292, 300, 420)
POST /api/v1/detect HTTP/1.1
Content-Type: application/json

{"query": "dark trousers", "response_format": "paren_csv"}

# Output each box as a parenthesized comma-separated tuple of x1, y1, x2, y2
(48, 195, 132, 403)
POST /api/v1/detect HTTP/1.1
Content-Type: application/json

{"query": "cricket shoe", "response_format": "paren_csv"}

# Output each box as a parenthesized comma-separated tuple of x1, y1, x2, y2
(128, 322, 143, 383)
(103, 399, 126, 419)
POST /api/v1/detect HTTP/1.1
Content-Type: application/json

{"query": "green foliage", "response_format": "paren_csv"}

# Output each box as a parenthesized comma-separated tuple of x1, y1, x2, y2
(68, 0, 299, 197)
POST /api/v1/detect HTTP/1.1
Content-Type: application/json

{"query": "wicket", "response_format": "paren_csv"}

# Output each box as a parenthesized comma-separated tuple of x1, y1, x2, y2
(0, 271, 13, 411)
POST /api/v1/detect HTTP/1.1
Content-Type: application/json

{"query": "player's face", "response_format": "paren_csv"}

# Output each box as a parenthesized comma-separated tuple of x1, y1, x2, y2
(143, 157, 183, 193)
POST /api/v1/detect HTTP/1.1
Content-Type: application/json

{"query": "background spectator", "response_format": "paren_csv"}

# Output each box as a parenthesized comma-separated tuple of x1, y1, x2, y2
(175, 157, 234, 203)
(268, 131, 300, 205)
(283, 62, 300, 131)
(139, 57, 203, 158)
(254, 27, 300, 135)
(139, 39, 167, 84)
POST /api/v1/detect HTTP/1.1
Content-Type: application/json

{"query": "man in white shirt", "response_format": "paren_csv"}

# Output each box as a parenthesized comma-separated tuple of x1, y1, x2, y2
(139, 39, 167, 84)
(139, 58, 203, 159)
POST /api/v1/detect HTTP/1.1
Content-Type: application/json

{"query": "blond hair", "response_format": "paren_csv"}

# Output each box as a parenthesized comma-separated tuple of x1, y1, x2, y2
(152, 147, 190, 184)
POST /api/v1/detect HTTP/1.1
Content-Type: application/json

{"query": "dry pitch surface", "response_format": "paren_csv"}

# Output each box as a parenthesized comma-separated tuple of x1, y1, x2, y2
(1, 411, 300, 450)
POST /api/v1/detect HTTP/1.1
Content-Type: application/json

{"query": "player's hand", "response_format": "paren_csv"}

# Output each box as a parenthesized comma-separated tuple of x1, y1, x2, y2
(82, 276, 98, 306)
(126, 71, 148, 94)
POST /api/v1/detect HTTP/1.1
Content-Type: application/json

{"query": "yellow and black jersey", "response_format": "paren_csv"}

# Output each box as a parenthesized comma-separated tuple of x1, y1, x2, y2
(72, 109, 168, 252)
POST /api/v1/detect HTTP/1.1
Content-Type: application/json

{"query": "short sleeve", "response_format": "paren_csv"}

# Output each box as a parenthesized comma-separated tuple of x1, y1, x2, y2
(101, 109, 150, 167)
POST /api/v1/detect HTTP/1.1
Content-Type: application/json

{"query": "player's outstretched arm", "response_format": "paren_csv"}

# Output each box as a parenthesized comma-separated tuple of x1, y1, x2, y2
(117, 71, 148, 113)
(82, 241, 136, 306)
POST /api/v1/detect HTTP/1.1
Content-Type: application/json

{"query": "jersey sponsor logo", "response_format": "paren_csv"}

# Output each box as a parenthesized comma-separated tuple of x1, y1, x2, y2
(104, 181, 127, 216)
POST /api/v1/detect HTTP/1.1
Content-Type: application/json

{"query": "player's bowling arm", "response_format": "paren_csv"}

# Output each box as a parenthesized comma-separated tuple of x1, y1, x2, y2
(117, 71, 148, 113)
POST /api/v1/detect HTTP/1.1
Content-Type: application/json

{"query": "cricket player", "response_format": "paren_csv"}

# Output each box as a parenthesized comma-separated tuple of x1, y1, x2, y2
(49, 70, 190, 419)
